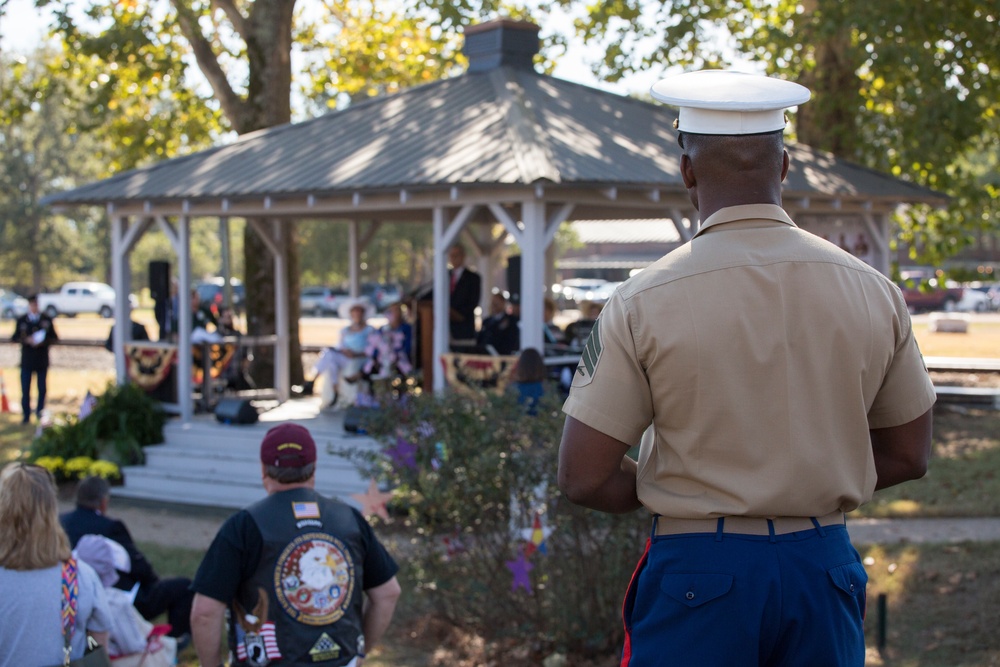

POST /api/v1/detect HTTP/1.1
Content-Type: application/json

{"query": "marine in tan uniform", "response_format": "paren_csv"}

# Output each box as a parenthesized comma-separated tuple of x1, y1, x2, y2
(557, 70, 936, 667)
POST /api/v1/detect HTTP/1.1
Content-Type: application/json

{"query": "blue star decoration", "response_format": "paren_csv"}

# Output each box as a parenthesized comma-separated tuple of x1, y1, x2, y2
(506, 548, 534, 594)
(386, 437, 417, 471)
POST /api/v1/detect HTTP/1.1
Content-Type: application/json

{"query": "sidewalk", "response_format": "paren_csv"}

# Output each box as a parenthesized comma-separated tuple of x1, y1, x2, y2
(847, 516, 1000, 544)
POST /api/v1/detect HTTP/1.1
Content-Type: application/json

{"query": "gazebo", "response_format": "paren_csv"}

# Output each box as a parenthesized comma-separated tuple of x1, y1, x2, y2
(44, 19, 944, 423)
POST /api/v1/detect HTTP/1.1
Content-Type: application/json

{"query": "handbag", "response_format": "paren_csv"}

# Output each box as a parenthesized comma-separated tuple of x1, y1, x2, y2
(53, 558, 114, 667)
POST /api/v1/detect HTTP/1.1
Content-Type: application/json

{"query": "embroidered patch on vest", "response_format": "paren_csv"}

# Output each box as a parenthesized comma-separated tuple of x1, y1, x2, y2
(274, 533, 355, 626)
(309, 632, 342, 662)
(293, 501, 321, 519)
(235, 622, 281, 667)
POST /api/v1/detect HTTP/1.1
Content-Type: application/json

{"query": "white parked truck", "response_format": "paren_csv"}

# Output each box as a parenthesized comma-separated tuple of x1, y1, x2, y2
(37, 281, 130, 318)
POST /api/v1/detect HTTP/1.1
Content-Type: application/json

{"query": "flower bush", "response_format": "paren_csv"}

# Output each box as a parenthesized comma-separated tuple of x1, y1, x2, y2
(30, 455, 121, 482)
(337, 388, 647, 662)
(30, 381, 166, 467)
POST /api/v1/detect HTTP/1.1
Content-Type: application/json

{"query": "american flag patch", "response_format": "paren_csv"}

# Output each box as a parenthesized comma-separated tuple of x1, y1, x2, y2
(293, 502, 320, 519)
(236, 622, 282, 661)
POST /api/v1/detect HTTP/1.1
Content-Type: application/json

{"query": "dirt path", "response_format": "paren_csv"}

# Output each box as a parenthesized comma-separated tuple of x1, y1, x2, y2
(58, 498, 229, 551)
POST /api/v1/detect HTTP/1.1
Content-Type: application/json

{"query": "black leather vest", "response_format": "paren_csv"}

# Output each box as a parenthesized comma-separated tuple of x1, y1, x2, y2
(231, 488, 366, 667)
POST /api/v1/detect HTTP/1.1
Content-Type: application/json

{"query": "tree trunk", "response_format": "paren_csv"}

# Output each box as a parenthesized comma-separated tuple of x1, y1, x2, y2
(795, 0, 861, 158)
(215, 0, 304, 388)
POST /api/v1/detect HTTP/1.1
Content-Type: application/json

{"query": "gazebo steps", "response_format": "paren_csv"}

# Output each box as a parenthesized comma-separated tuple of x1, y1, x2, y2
(111, 401, 384, 511)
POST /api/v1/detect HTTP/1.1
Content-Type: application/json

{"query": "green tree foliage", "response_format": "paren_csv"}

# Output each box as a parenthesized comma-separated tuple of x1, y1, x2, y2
(42, 0, 223, 171)
(556, 0, 1000, 268)
(296, 1, 465, 112)
(0, 50, 111, 291)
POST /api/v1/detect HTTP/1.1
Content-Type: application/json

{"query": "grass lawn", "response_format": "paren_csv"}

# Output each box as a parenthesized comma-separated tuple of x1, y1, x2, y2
(858, 407, 1000, 518)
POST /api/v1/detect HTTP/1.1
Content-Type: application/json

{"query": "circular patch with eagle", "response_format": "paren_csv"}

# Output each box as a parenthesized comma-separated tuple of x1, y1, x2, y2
(273, 533, 355, 625)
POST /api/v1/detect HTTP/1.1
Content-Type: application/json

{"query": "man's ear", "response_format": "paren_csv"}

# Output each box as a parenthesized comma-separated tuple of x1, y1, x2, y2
(680, 154, 696, 189)
(780, 150, 790, 182)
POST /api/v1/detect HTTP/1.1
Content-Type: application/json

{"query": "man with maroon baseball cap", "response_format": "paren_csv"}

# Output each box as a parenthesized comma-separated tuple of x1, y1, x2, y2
(191, 423, 401, 666)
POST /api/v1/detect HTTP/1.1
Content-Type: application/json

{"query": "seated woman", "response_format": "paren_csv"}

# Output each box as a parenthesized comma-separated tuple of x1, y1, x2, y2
(0, 462, 112, 665)
(312, 298, 375, 408)
(365, 301, 414, 380)
(74, 534, 176, 665)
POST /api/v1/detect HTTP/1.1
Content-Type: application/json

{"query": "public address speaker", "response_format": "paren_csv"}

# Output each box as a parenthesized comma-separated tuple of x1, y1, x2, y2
(214, 398, 259, 425)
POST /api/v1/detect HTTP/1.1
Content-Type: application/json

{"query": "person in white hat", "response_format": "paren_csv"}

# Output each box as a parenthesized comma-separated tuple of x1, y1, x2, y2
(312, 297, 376, 408)
(557, 70, 935, 666)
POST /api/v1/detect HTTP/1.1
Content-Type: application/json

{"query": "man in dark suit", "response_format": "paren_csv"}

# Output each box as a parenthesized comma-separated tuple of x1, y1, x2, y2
(447, 244, 482, 346)
(60, 476, 193, 639)
(10, 294, 58, 423)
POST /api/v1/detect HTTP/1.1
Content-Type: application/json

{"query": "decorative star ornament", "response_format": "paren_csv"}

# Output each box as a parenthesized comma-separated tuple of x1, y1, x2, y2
(506, 548, 534, 594)
(350, 479, 393, 521)
(519, 512, 553, 557)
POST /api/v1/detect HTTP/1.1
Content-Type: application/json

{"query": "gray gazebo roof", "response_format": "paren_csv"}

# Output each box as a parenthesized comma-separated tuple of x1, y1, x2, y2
(44, 55, 941, 215)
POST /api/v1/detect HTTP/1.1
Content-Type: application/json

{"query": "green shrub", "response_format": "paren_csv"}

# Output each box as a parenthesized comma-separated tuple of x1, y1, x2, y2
(30, 382, 166, 467)
(337, 388, 647, 661)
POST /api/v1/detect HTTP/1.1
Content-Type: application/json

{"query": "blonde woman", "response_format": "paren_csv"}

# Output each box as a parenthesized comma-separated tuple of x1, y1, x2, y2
(0, 462, 111, 666)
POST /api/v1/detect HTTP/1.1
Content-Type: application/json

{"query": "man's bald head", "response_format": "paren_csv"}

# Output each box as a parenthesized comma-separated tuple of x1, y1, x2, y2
(678, 130, 789, 216)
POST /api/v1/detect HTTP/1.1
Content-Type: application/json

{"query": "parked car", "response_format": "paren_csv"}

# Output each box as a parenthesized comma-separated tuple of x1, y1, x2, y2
(299, 286, 350, 317)
(37, 282, 136, 318)
(0, 289, 29, 319)
(553, 278, 609, 306)
(589, 281, 623, 303)
(955, 286, 992, 312)
(195, 277, 245, 315)
(897, 276, 963, 313)
(987, 283, 1000, 311)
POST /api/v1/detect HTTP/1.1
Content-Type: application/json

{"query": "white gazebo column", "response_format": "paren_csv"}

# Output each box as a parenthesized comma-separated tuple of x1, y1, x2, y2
(519, 200, 546, 354)
(110, 214, 128, 384)
(432, 208, 450, 391)
(431, 205, 477, 392)
(273, 220, 290, 401)
(177, 216, 193, 423)
(348, 220, 360, 297)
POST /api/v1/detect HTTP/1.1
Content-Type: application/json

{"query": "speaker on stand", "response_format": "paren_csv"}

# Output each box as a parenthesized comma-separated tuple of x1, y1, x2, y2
(149, 261, 171, 340)
(506, 255, 521, 303)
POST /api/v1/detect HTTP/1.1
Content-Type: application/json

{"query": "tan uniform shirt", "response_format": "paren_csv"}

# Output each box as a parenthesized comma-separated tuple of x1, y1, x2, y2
(563, 204, 936, 519)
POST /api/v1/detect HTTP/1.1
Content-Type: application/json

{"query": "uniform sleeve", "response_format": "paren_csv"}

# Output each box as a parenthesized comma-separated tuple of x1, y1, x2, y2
(562, 293, 654, 445)
(353, 509, 399, 590)
(867, 308, 937, 429)
(191, 511, 263, 603)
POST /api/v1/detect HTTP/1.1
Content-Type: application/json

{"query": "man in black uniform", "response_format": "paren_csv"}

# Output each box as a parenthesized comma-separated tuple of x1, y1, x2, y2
(61, 476, 194, 639)
(10, 294, 58, 423)
(191, 423, 401, 666)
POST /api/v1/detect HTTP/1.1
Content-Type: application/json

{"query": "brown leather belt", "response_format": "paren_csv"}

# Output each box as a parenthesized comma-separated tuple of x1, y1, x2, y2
(654, 511, 846, 537)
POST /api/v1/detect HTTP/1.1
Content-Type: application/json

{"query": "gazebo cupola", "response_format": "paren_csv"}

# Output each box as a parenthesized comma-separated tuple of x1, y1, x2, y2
(463, 19, 541, 73)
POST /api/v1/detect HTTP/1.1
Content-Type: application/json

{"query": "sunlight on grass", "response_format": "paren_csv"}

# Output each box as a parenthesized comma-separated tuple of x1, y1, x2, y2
(913, 322, 1000, 358)
(879, 500, 922, 516)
